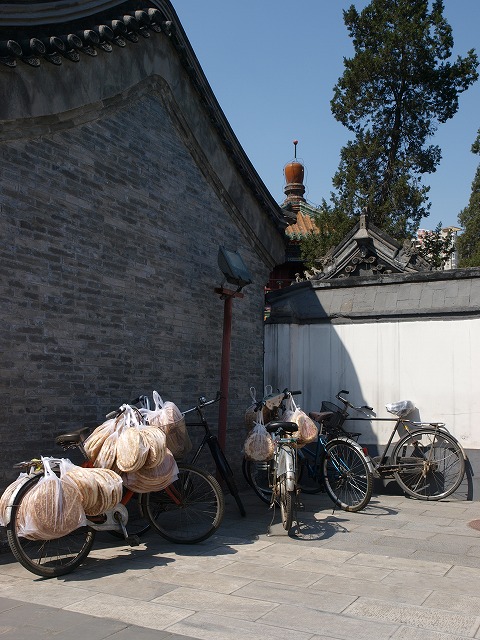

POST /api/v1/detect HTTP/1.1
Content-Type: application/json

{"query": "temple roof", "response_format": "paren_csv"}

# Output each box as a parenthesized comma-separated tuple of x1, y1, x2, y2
(0, 0, 289, 240)
(305, 209, 432, 280)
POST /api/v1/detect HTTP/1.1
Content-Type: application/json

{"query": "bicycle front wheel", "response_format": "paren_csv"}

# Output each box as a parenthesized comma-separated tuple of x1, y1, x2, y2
(209, 438, 246, 516)
(392, 428, 465, 500)
(277, 474, 294, 531)
(242, 457, 272, 504)
(142, 463, 224, 543)
(6, 475, 96, 578)
(323, 439, 373, 512)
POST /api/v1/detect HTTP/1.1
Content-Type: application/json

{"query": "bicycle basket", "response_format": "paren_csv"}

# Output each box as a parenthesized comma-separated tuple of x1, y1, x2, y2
(320, 401, 345, 431)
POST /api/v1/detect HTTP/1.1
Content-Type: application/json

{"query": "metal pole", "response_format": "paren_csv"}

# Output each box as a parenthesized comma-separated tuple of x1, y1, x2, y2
(217, 293, 233, 451)
(215, 287, 244, 451)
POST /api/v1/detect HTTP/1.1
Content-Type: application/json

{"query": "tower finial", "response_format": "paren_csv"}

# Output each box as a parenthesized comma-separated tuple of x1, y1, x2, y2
(293, 139, 298, 159)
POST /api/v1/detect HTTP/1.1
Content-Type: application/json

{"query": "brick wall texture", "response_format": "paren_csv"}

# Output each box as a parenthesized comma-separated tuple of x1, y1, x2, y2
(0, 86, 273, 488)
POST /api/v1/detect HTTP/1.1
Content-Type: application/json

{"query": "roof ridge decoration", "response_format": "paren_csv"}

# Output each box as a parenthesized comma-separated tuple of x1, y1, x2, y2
(0, 3, 170, 68)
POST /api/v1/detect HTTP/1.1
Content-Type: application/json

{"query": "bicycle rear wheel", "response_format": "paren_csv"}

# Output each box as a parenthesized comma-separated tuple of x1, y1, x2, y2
(6, 475, 96, 578)
(297, 445, 324, 494)
(322, 439, 373, 512)
(392, 428, 465, 500)
(142, 463, 224, 543)
(242, 457, 272, 504)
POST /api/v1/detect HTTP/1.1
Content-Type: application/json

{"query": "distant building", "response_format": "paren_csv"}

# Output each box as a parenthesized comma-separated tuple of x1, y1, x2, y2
(416, 226, 461, 270)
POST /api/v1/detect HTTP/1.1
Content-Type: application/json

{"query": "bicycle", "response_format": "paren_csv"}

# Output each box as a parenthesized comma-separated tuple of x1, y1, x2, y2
(318, 390, 467, 500)
(4, 405, 225, 578)
(243, 390, 374, 514)
(182, 393, 246, 517)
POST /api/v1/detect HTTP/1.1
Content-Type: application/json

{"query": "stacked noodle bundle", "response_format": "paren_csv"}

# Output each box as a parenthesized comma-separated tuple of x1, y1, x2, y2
(16, 458, 87, 541)
(83, 404, 177, 493)
(63, 465, 123, 516)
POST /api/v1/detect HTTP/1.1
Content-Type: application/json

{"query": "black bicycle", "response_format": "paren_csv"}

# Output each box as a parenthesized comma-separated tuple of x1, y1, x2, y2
(324, 390, 467, 500)
(243, 389, 374, 513)
(183, 393, 246, 517)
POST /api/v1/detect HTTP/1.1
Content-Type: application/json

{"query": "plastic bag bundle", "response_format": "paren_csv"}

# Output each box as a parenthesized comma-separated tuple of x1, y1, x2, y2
(386, 400, 415, 417)
(245, 386, 282, 432)
(0, 473, 29, 527)
(62, 460, 123, 516)
(243, 418, 274, 461)
(85, 405, 151, 472)
(116, 408, 149, 472)
(140, 391, 192, 460)
(122, 449, 179, 493)
(83, 417, 117, 461)
(282, 396, 318, 446)
(140, 426, 167, 469)
(17, 458, 86, 541)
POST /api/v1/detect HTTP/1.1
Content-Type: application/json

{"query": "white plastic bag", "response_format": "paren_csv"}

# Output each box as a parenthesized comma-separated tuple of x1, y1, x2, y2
(386, 400, 415, 417)
(243, 415, 274, 461)
(282, 395, 318, 446)
(17, 457, 86, 541)
(0, 473, 29, 527)
(140, 391, 192, 459)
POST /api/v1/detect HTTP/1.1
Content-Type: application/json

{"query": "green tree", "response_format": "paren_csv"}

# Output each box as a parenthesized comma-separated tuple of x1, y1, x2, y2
(300, 201, 354, 270)
(416, 223, 454, 269)
(330, 0, 478, 240)
(457, 129, 480, 267)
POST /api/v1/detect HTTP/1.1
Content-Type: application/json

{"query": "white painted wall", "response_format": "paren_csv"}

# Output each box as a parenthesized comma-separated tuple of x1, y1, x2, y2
(264, 318, 480, 451)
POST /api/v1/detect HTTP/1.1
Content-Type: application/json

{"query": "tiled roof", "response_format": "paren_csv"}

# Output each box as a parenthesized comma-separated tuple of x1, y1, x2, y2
(286, 211, 319, 238)
(0, 3, 166, 68)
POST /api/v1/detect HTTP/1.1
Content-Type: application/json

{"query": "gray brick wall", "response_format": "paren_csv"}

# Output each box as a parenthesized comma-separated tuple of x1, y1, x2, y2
(0, 87, 273, 488)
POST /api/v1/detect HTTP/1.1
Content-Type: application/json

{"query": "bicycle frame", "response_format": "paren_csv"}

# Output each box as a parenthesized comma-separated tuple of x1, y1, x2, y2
(274, 439, 297, 492)
(344, 415, 467, 475)
(300, 431, 374, 476)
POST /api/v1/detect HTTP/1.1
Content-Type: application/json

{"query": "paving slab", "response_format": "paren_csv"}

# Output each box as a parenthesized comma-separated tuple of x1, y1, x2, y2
(0, 490, 479, 640)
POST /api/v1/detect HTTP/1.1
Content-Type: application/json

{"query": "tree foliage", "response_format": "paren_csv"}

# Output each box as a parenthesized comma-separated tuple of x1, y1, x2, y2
(416, 223, 455, 269)
(457, 129, 480, 267)
(300, 202, 355, 270)
(330, 0, 478, 240)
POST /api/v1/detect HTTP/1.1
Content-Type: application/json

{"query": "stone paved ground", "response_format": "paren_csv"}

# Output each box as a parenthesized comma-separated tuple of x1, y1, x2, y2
(0, 489, 480, 639)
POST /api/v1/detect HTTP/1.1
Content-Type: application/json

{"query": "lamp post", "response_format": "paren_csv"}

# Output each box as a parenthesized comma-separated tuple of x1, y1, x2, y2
(215, 247, 253, 451)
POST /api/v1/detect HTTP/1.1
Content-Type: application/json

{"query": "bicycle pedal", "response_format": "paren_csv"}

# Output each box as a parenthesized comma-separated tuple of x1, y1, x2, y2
(126, 535, 140, 547)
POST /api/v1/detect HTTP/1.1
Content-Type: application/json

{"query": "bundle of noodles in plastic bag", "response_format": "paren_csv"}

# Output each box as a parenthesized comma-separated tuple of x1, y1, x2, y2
(62, 459, 123, 516)
(16, 457, 86, 540)
(243, 415, 274, 461)
(122, 448, 178, 493)
(140, 391, 191, 459)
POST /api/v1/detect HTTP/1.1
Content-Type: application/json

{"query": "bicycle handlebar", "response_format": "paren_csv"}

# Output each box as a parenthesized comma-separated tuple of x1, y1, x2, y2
(182, 391, 222, 416)
(335, 390, 374, 414)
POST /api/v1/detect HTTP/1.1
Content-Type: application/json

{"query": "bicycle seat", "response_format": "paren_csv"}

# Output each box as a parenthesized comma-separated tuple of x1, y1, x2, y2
(55, 426, 91, 448)
(265, 421, 298, 434)
(309, 411, 333, 423)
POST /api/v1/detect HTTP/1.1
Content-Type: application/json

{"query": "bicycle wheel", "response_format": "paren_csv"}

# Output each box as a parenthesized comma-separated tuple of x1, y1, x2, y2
(108, 489, 151, 539)
(392, 428, 465, 500)
(142, 463, 224, 543)
(6, 475, 96, 578)
(297, 445, 324, 494)
(322, 438, 373, 512)
(277, 474, 293, 531)
(209, 438, 246, 516)
(242, 457, 272, 504)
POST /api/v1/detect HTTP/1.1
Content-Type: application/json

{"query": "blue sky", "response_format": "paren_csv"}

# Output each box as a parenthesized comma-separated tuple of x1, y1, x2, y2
(174, 0, 479, 231)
